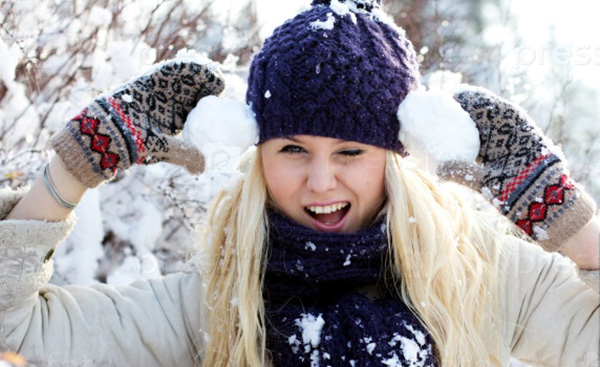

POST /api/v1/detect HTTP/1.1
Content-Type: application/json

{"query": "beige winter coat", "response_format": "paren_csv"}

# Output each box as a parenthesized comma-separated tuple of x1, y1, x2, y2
(0, 187, 598, 367)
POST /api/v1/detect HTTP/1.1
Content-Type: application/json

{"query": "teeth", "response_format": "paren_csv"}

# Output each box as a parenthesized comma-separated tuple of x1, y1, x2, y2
(307, 202, 349, 214)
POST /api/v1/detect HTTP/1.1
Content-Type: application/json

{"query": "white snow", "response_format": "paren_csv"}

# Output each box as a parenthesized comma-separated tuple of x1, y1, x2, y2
(305, 241, 316, 251)
(405, 323, 427, 347)
(310, 12, 336, 31)
(52, 189, 104, 285)
(343, 254, 352, 266)
(481, 187, 494, 200)
(533, 226, 550, 240)
(408, 217, 417, 223)
(427, 70, 463, 92)
(0, 38, 19, 85)
(295, 313, 326, 348)
(397, 89, 480, 174)
(492, 198, 504, 209)
(384, 337, 429, 367)
(264, 90, 272, 99)
(147, 48, 217, 75)
(88, 6, 112, 27)
(121, 94, 133, 103)
(183, 95, 259, 172)
(366, 342, 376, 354)
(289, 334, 301, 354)
(310, 350, 320, 367)
(382, 353, 402, 367)
(106, 256, 144, 286)
(329, 0, 357, 24)
(399, 337, 420, 364)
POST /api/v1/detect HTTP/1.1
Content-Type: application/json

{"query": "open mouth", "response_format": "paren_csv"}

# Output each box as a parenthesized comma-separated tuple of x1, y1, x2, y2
(304, 202, 350, 229)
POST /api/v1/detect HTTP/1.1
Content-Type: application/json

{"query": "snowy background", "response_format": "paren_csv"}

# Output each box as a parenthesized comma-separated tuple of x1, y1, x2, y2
(0, 1, 598, 365)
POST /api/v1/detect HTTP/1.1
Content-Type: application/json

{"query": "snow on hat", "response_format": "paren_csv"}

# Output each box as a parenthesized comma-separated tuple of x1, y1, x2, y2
(246, 0, 421, 153)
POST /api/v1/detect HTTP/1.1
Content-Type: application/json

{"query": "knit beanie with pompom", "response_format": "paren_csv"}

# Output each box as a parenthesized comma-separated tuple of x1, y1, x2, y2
(246, 0, 421, 154)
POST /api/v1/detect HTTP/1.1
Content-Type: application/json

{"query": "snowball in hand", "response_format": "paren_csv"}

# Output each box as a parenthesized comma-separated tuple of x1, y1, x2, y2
(183, 96, 259, 171)
(397, 89, 480, 169)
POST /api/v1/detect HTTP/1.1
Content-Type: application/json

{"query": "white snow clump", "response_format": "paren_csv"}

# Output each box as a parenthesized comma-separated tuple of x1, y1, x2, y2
(183, 96, 259, 172)
(136, 48, 217, 84)
(296, 313, 326, 349)
(397, 89, 480, 173)
(0, 37, 19, 85)
(533, 226, 550, 240)
(310, 12, 336, 30)
(329, 0, 357, 23)
(88, 6, 112, 27)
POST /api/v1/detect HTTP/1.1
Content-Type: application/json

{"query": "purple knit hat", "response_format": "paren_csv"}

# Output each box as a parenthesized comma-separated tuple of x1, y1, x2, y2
(246, 0, 421, 153)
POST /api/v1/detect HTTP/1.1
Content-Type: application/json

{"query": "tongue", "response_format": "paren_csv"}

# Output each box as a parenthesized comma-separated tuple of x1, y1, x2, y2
(314, 210, 345, 225)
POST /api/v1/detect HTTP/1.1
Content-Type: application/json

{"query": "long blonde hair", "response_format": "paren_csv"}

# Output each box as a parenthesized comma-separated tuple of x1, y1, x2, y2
(198, 149, 504, 366)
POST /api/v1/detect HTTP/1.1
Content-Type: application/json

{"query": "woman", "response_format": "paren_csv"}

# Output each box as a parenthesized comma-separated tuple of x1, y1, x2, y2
(2, 0, 598, 366)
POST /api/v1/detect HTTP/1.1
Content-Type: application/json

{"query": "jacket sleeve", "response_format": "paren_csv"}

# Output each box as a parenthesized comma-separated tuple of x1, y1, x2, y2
(499, 236, 600, 367)
(0, 187, 205, 367)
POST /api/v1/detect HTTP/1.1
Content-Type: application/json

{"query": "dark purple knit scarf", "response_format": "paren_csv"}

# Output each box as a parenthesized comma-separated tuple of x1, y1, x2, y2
(264, 210, 438, 367)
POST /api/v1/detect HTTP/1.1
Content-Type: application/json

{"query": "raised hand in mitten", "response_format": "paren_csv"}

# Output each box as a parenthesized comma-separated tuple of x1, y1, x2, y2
(51, 58, 225, 188)
(438, 86, 596, 251)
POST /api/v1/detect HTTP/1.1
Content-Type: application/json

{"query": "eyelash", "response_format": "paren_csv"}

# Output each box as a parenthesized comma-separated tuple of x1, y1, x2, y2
(279, 145, 365, 157)
(280, 145, 306, 154)
(340, 149, 364, 157)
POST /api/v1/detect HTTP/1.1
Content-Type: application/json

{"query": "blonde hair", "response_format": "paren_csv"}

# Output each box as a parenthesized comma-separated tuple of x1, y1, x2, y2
(198, 149, 504, 367)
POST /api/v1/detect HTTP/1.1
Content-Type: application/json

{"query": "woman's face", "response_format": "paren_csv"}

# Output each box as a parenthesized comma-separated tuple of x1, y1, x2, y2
(261, 135, 387, 233)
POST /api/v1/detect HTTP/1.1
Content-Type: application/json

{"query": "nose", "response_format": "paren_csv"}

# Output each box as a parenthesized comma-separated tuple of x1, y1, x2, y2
(306, 156, 337, 194)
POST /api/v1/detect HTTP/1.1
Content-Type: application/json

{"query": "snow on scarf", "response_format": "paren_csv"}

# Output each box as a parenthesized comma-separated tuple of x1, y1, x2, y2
(264, 210, 438, 367)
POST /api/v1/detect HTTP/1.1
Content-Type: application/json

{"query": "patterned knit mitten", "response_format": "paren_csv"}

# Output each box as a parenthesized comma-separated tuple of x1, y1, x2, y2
(438, 86, 597, 251)
(51, 60, 225, 188)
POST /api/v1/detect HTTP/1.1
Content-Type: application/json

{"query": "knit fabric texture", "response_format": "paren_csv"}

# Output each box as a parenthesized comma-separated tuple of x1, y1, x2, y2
(442, 87, 597, 251)
(51, 61, 225, 188)
(247, 0, 420, 153)
(264, 210, 437, 367)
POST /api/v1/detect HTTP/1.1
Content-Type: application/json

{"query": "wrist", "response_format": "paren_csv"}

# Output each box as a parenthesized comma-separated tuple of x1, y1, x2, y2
(561, 216, 600, 270)
(49, 156, 87, 202)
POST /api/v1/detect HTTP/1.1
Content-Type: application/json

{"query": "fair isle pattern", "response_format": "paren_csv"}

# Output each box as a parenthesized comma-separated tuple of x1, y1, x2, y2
(108, 96, 146, 164)
(51, 61, 225, 188)
(453, 87, 596, 251)
(514, 174, 575, 235)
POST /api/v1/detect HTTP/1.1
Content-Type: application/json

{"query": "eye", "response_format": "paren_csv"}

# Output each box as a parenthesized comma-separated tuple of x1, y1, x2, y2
(279, 145, 306, 154)
(339, 149, 364, 157)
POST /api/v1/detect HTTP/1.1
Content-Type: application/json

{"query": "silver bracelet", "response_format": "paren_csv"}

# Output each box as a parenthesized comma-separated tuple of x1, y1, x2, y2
(42, 163, 79, 209)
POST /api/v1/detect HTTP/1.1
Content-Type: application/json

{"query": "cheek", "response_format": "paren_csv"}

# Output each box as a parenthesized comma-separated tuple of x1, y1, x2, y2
(262, 157, 301, 206)
(358, 156, 386, 197)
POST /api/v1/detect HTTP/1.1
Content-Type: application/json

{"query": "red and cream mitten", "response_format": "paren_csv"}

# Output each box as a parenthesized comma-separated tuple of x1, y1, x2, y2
(51, 59, 225, 188)
(439, 86, 596, 251)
